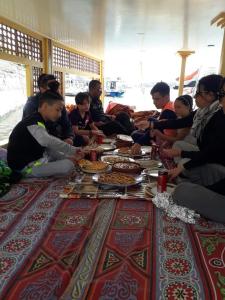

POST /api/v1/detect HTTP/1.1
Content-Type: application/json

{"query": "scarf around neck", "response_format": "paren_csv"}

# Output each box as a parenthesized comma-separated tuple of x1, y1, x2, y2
(191, 100, 220, 141)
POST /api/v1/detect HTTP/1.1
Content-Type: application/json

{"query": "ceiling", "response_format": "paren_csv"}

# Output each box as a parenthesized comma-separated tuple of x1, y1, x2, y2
(0, 0, 224, 59)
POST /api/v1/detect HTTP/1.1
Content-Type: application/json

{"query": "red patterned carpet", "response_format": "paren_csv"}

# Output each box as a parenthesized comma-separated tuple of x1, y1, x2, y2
(0, 178, 225, 299)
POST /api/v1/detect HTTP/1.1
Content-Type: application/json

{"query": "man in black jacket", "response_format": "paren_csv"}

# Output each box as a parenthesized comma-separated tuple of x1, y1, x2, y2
(23, 74, 74, 145)
(89, 80, 134, 136)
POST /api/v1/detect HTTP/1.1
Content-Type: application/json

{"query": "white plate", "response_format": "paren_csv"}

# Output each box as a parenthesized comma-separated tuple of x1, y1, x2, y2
(92, 174, 144, 187)
(114, 149, 146, 158)
(145, 183, 176, 195)
(103, 138, 115, 144)
(116, 134, 133, 142)
(101, 155, 135, 164)
(143, 168, 159, 177)
(141, 146, 152, 154)
(135, 159, 160, 169)
(99, 144, 116, 151)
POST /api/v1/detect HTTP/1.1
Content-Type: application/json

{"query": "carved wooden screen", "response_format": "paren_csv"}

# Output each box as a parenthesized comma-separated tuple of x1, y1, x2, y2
(53, 45, 100, 75)
(0, 23, 42, 62)
(32, 66, 43, 94)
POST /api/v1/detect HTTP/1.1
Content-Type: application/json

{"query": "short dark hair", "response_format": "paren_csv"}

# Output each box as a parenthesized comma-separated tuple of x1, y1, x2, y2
(198, 74, 223, 98)
(38, 74, 56, 89)
(176, 95, 193, 111)
(89, 80, 101, 90)
(39, 91, 64, 107)
(151, 82, 170, 96)
(75, 92, 90, 105)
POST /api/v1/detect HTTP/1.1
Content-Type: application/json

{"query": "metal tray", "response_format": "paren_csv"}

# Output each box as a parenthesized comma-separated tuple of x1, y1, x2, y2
(92, 174, 144, 187)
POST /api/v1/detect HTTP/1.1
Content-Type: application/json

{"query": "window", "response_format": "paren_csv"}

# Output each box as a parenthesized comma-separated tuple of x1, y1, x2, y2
(0, 59, 26, 145)
(65, 73, 91, 105)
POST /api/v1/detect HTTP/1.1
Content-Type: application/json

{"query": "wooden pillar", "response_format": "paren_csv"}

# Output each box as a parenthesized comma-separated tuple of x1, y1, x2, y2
(211, 12, 225, 76)
(43, 38, 53, 74)
(100, 60, 104, 102)
(177, 50, 195, 96)
(25, 65, 33, 97)
(219, 29, 225, 76)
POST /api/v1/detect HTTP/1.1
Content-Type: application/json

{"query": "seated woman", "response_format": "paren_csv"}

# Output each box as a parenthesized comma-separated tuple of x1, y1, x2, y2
(69, 92, 104, 146)
(165, 76, 225, 186)
(151, 95, 193, 143)
(172, 179, 225, 223)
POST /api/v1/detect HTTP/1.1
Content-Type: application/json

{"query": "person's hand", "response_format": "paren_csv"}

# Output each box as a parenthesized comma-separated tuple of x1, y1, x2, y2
(64, 138, 73, 145)
(70, 149, 85, 164)
(91, 130, 105, 137)
(163, 148, 181, 158)
(110, 115, 116, 120)
(151, 129, 163, 138)
(168, 164, 184, 180)
(135, 120, 149, 130)
(131, 143, 141, 155)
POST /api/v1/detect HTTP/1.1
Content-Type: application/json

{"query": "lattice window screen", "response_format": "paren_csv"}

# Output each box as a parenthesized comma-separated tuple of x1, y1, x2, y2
(53, 70, 63, 94)
(53, 45, 100, 75)
(32, 67, 43, 94)
(0, 23, 42, 62)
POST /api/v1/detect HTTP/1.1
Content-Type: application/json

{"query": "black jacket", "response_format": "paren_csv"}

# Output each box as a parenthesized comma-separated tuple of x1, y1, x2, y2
(153, 111, 195, 130)
(23, 93, 74, 140)
(182, 109, 225, 169)
(8, 113, 46, 170)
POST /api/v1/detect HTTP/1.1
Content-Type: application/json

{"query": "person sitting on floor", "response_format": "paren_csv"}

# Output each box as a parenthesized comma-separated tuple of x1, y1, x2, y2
(131, 81, 177, 154)
(151, 95, 193, 143)
(69, 92, 104, 146)
(23, 73, 74, 145)
(165, 75, 225, 186)
(172, 179, 225, 223)
(7, 91, 84, 178)
(89, 80, 134, 136)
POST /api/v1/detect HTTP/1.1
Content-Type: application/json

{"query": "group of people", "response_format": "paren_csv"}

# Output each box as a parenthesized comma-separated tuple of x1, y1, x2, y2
(131, 74, 225, 223)
(6, 72, 225, 223)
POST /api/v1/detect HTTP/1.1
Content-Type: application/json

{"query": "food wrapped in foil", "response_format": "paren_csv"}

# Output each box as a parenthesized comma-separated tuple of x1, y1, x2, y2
(152, 192, 200, 224)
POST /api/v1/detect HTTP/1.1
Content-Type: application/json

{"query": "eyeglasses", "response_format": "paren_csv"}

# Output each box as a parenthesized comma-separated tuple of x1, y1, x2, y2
(194, 90, 208, 97)
(218, 90, 225, 99)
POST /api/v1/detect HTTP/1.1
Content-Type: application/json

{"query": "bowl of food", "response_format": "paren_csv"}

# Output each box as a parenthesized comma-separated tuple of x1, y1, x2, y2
(112, 162, 142, 174)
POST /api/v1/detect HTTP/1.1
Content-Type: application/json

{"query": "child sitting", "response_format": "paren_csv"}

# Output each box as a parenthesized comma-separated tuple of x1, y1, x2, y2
(151, 95, 193, 142)
(7, 91, 83, 178)
(69, 92, 104, 146)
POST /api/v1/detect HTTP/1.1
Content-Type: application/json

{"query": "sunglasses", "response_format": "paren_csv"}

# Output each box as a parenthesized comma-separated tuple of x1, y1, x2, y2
(218, 90, 225, 99)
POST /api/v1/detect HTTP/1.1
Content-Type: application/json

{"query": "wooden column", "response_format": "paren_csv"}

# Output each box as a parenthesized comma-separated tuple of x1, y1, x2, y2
(211, 12, 225, 76)
(177, 50, 195, 96)
(43, 38, 53, 74)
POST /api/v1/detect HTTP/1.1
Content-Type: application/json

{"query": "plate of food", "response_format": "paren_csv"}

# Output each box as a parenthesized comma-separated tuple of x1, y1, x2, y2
(145, 182, 176, 196)
(135, 159, 160, 169)
(116, 135, 133, 142)
(78, 159, 110, 174)
(93, 172, 144, 187)
(98, 144, 116, 151)
(112, 162, 142, 174)
(101, 155, 135, 164)
(114, 147, 146, 157)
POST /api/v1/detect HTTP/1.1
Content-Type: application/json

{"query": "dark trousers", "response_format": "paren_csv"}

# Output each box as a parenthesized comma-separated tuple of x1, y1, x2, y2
(99, 112, 134, 136)
(172, 182, 225, 223)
